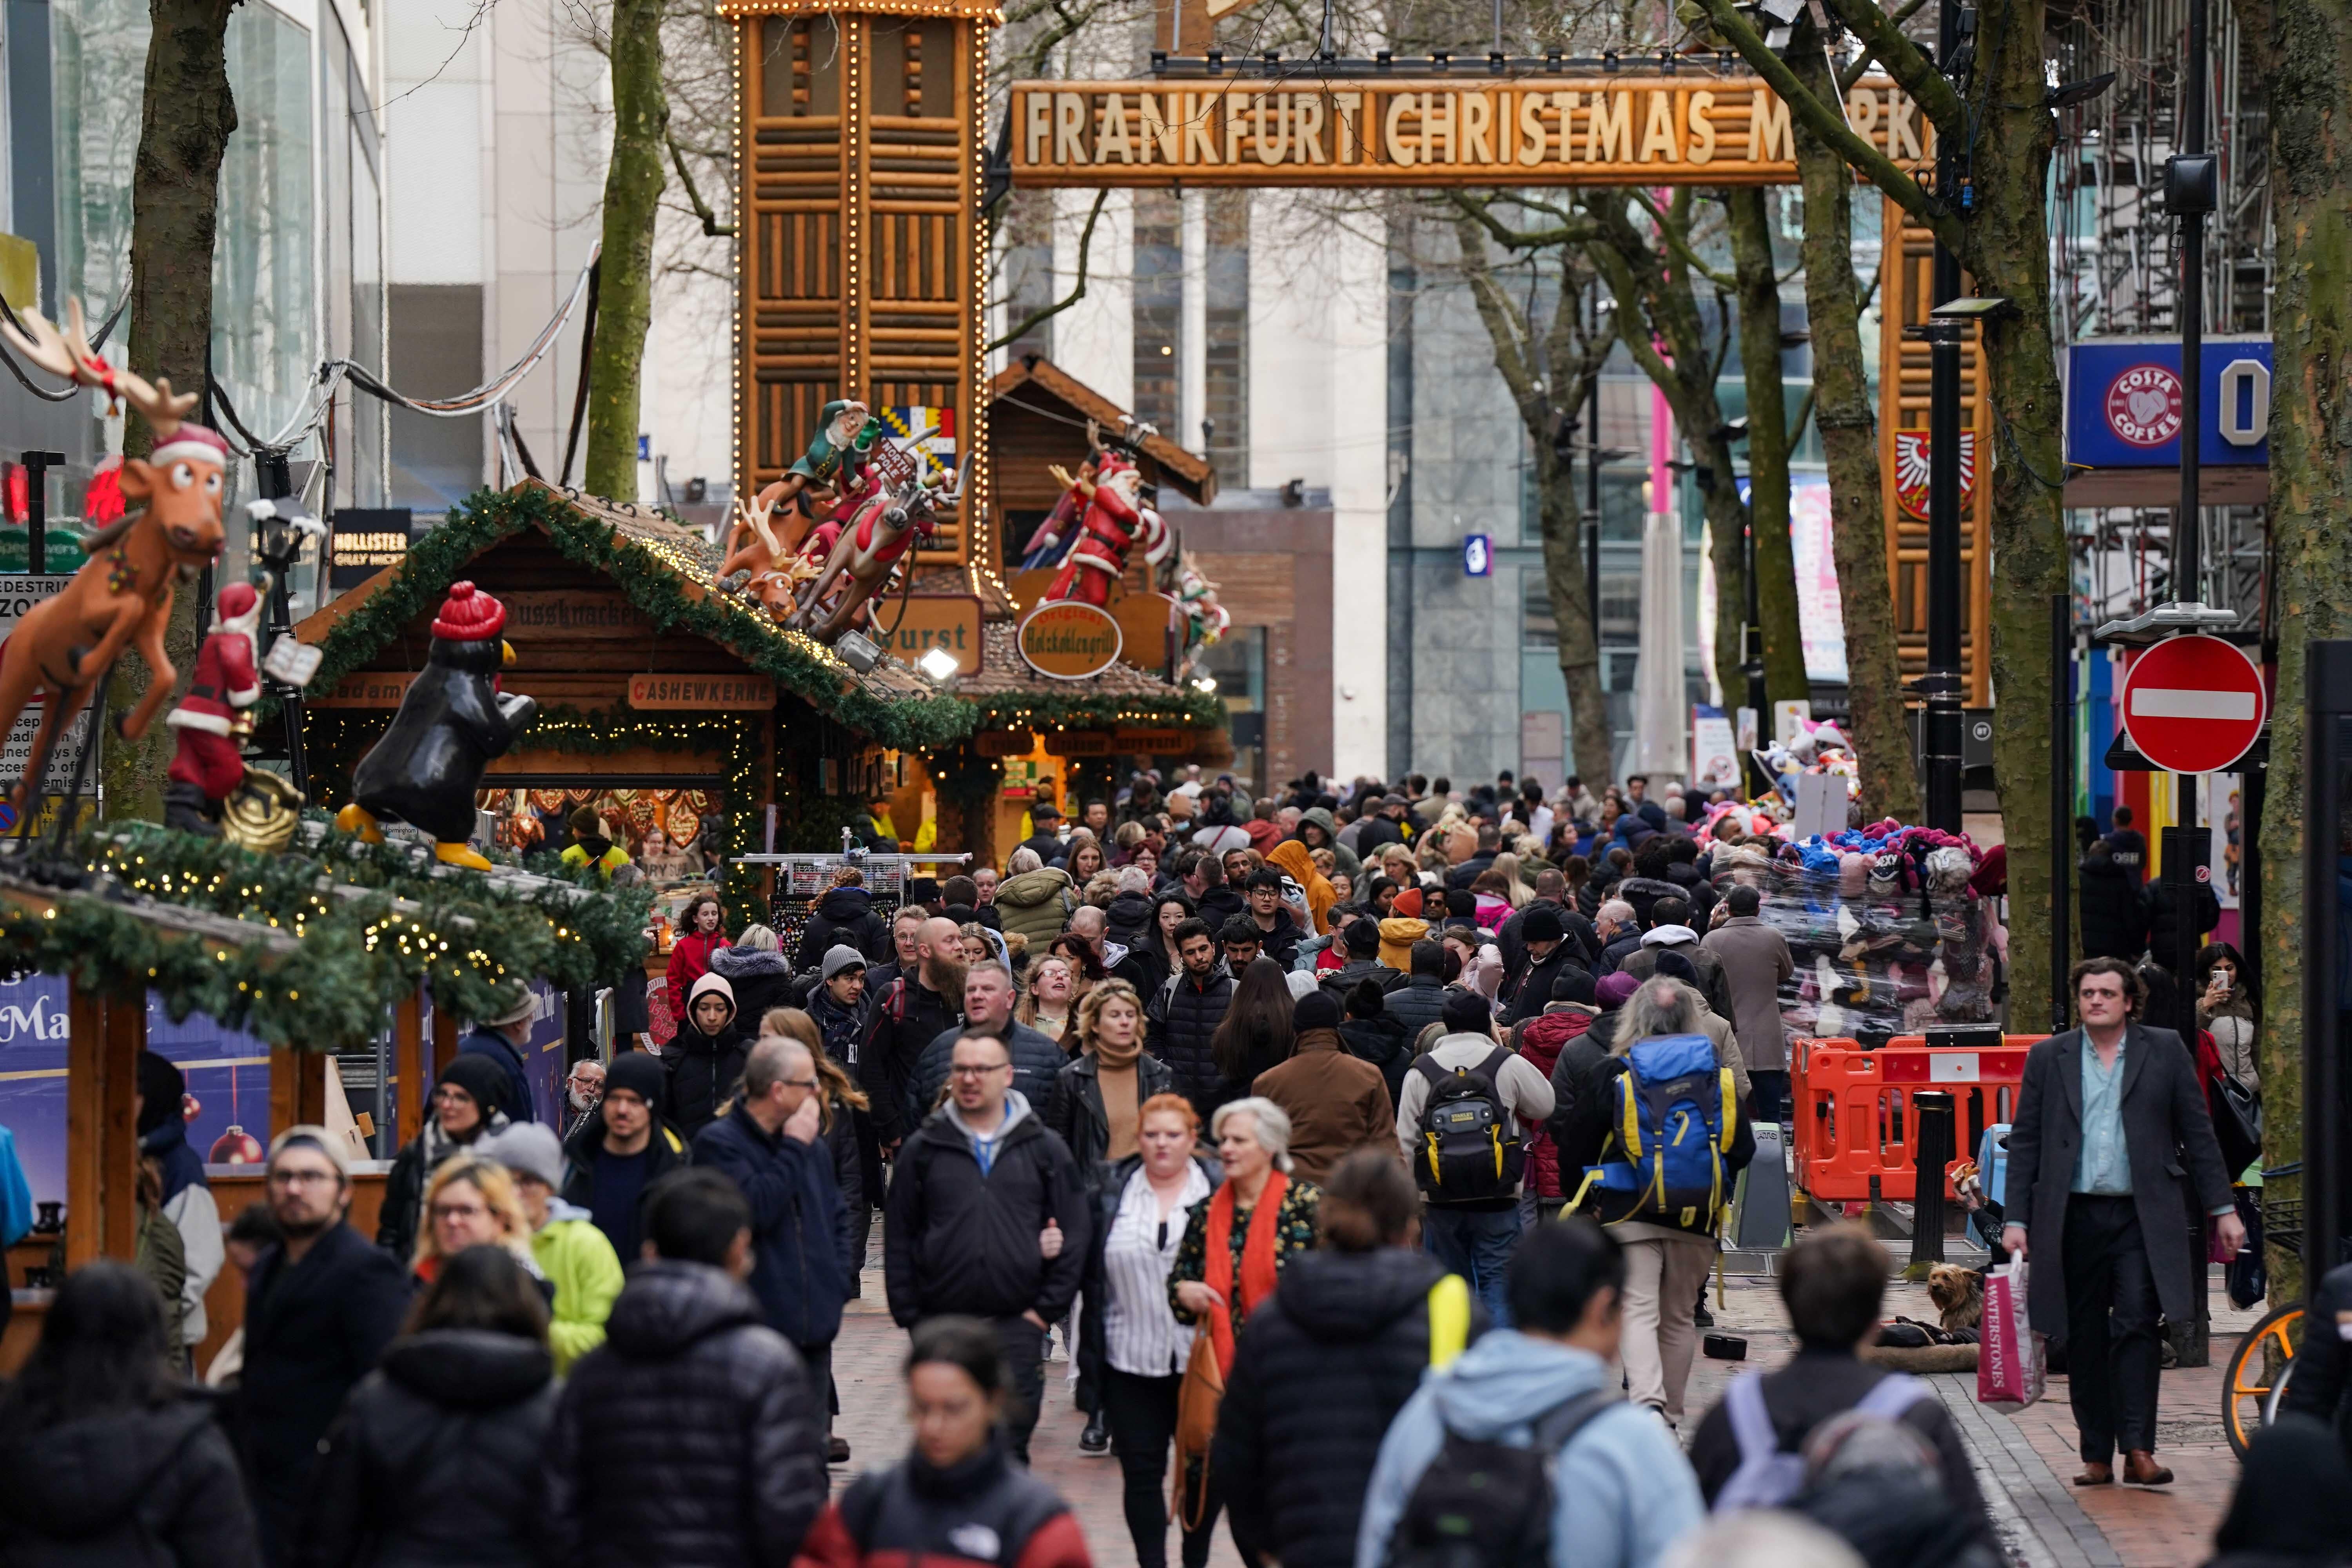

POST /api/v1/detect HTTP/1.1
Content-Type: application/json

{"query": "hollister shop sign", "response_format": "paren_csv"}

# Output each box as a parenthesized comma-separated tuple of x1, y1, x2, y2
(1017, 601, 1123, 679)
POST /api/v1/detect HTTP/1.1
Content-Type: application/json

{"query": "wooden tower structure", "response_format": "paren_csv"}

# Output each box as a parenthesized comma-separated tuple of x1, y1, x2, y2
(724, 0, 1002, 577)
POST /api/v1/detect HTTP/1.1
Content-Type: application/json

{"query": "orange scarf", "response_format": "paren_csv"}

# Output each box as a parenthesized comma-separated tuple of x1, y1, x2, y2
(1202, 1170, 1290, 1377)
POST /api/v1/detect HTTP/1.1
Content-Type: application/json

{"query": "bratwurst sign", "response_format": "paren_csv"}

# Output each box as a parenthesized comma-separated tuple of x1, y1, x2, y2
(1008, 74, 1927, 187)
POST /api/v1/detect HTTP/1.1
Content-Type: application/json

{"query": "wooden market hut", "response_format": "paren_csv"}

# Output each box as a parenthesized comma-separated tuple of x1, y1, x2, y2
(294, 479, 973, 905)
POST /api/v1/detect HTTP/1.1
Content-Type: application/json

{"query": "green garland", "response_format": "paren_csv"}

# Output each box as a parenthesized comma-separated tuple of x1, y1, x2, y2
(969, 688, 1225, 733)
(299, 484, 974, 752)
(306, 704, 768, 935)
(0, 824, 653, 1051)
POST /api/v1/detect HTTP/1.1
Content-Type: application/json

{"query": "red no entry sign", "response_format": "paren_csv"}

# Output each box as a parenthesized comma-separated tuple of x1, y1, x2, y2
(2121, 635, 2268, 774)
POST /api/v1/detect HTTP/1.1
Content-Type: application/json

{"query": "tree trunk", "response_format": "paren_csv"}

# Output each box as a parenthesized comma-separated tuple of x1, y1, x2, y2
(1448, 214, 1617, 786)
(106, 0, 236, 820)
(583, 0, 669, 501)
(1792, 55, 1920, 822)
(1536, 448, 1616, 786)
(1696, 446, 1751, 712)
(1724, 187, 1810, 710)
(1955, 0, 2065, 1034)
(2252, 0, 2352, 1303)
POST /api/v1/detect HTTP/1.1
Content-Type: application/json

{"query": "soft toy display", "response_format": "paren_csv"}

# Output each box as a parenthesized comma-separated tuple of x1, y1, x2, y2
(335, 582, 537, 867)
(0, 300, 228, 804)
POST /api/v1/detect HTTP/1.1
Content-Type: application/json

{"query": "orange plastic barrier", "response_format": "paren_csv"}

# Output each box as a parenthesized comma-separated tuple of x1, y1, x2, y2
(1788, 1033, 2042, 1203)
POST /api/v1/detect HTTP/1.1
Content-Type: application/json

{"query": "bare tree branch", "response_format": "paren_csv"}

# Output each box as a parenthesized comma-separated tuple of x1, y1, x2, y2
(1692, 0, 1955, 247)
(667, 129, 735, 236)
(1819, 0, 1962, 133)
(985, 189, 1109, 352)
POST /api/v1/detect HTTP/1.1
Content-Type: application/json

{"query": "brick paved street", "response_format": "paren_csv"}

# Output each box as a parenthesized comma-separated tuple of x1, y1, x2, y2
(830, 1245, 2254, 1568)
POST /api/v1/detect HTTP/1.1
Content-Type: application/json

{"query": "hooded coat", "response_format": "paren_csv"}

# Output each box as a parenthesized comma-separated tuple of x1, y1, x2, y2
(0, 1394, 261, 1567)
(794, 884, 891, 967)
(708, 944, 799, 1033)
(542, 1261, 828, 1568)
(993, 867, 1076, 946)
(1354, 1329, 1704, 1568)
(378, 1058, 512, 1272)
(1298, 808, 1363, 882)
(664, 973, 751, 1138)
(299, 1328, 556, 1568)
(1104, 888, 1155, 953)
(1215, 1248, 1487, 1568)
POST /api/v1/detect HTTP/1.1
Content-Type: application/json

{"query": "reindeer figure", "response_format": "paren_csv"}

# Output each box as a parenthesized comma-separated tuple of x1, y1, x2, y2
(790, 444, 966, 645)
(0, 300, 227, 806)
(716, 494, 803, 620)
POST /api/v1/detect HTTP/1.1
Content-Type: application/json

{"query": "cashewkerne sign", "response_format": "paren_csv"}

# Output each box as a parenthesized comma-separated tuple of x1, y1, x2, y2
(1008, 73, 1927, 188)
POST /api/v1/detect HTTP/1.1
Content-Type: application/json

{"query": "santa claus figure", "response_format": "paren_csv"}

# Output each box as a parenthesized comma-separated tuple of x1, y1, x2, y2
(163, 581, 264, 835)
(1043, 452, 1168, 607)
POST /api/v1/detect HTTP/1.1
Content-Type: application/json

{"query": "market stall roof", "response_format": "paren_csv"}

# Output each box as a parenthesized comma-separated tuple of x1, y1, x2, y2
(0, 823, 649, 1053)
(988, 356, 1218, 505)
(296, 480, 973, 752)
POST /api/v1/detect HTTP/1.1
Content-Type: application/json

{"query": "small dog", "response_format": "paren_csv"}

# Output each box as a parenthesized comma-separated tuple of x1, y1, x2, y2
(1927, 1263, 1984, 1331)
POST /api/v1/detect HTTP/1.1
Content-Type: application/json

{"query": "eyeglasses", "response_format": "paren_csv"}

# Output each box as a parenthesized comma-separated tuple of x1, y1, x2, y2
(781, 1078, 820, 1091)
(268, 1168, 339, 1188)
(431, 1201, 490, 1222)
(949, 1062, 1011, 1078)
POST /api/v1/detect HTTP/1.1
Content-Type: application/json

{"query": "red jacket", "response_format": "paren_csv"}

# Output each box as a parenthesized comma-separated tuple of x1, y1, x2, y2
(794, 1449, 1091, 1568)
(665, 931, 729, 998)
(1513, 1006, 1595, 1200)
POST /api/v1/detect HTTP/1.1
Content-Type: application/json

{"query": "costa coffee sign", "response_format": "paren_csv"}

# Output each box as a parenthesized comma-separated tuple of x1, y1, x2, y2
(2103, 363, 2185, 448)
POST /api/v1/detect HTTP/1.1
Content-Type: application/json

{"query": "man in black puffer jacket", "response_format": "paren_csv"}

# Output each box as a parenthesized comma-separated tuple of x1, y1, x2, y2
(543, 1169, 828, 1568)
(859, 916, 965, 1150)
(1214, 1151, 1487, 1568)
(794, 871, 891, 966)
(708, 936, 798, 1032)
(1147, 919, 1234, 1114)
(884, 1028, 1089, 1463)
(1383, 940, 1452, 1044)
(2077, 843, 2149, 962)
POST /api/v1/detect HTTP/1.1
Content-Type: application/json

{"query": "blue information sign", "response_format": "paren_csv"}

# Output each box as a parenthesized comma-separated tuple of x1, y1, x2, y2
(1462, 534, 1492, 578)
(2064, 335, 2271, 470)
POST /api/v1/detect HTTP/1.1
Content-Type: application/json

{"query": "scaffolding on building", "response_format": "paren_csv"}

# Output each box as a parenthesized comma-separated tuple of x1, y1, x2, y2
(2049, 0, 2272, 638)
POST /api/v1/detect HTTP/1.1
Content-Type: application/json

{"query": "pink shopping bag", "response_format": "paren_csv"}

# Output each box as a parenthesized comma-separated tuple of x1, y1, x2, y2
(1977, 1255, 2045, 1412)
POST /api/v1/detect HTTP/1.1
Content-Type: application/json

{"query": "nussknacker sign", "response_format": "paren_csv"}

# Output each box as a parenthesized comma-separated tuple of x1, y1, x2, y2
(1008, 73, 1927, 188)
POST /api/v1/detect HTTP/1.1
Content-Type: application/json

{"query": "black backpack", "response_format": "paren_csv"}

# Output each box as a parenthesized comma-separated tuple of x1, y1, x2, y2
(1412, 1048, 1526, 1202)
(1385, 1388, 1619, 1568)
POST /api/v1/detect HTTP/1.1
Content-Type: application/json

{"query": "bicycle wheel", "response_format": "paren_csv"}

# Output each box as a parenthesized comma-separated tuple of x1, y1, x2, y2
(2223, 1303, 2304, 1458)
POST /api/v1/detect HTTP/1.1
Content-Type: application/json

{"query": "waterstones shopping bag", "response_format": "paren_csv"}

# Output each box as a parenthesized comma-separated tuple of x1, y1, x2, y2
(1977, 1255, 2045, 1412)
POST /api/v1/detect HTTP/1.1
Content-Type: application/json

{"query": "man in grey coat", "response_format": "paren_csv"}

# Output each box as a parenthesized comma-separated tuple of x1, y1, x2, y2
(1700, 886, 1793, 1123)
(2002, 956, 2242, 1488)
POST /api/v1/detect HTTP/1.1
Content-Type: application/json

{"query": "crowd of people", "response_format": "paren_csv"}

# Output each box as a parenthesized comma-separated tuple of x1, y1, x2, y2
(0, 765, 2343, 1568)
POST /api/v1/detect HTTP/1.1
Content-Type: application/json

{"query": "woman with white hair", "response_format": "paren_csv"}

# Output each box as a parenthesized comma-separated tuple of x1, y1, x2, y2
(1166, 1096, 1317, 1567)
(1168, 1098, 1319, 1342)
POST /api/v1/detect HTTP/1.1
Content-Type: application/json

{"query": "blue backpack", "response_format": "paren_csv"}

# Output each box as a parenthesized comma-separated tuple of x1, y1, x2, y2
(1577, 1033, 1737, 1230)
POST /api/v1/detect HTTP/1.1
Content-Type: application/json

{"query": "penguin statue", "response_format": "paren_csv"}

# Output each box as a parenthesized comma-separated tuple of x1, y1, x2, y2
(336, 581, 537, 868)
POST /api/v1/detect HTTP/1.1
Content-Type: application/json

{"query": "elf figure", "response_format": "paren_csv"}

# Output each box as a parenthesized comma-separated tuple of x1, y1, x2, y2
(336, 581, 537, 868)
(162, 581, 265, 836)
